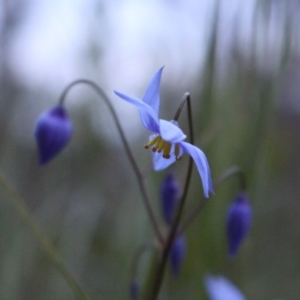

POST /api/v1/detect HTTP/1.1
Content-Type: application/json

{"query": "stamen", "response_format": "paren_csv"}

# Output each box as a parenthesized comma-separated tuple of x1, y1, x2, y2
(175, 144, 181, 160)
(153, 136, 162, 152)
(157, 138, 165, 153)
(144, 136, 159, 149)
(144, 136, 178, 161)
(163, 142, 171, 159)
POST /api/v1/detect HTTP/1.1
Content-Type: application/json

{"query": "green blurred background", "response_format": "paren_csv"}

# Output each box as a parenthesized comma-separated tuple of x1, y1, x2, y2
(0, 0, 299, 299)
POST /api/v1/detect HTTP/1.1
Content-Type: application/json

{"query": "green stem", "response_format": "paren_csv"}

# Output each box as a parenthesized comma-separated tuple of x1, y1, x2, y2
(0, 170, 91, 300)
(147, 94, 194, 300)
(58, 79, 164, 245)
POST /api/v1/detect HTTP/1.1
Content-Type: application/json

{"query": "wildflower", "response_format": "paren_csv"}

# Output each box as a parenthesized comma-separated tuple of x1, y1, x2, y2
(35, 105, 72, 164)
(170, 235, 186, 276)
(204, 275, 246, 300)
(227, 193, 252, 258)
(161, 173, 180, 225)
(114, 67, 213, 198)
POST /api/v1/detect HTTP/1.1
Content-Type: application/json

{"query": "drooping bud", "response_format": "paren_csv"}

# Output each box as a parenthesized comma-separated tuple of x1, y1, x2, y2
(161, 173, 180, 225)
(226, 193, 252, 258)
(170, 235, 186, 276)
(204, 275, 246, 300)
(129, 279, 140, 300)
(35, 105, 72, 164)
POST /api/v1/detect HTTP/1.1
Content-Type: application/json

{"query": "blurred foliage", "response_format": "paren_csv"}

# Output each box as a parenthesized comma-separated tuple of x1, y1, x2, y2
(0, 0, 300, 299)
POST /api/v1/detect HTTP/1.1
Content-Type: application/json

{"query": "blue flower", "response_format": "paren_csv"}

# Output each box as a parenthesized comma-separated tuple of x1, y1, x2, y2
(170, 235, 186, 276)
(161, 173, 180, 225)
(35, 105, 72, 164)
(227, 193, 252, 258)
(114, 67, 213, 198)
(204, 275, 246, 300)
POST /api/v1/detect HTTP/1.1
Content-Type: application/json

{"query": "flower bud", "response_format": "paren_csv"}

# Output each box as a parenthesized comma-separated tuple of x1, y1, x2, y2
(170, 235, 186, 276)
(35, 105, 72, 164)
(161, 173, 180, 225)
(226, 193, 252, 258)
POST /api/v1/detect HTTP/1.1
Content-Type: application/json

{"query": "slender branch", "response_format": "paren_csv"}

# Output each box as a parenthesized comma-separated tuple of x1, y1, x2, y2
(179, 165, 246, 234)
(173, 92, 191, 122)
(58, 79, 164, 244)
(0, 170, 91, 300)
(148, 93, 194, 299)
(214, 165, 246, 190)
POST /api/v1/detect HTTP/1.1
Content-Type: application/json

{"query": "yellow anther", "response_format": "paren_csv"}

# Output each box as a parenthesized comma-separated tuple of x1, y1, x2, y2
(145, 136, 179, 161)
(153, 136, 162, 152)
(163, 142, 171, 159)
(144, 136, 159, 149)
(175, 143, 181, 160)
(157, 138, 165, 152)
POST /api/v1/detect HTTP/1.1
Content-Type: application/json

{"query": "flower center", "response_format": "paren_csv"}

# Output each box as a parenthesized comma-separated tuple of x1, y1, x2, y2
(144, 136, 181, 160)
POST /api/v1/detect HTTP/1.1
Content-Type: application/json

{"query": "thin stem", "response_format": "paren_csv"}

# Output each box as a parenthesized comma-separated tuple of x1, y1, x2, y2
(179, 165, 246, 235)
(59, 79, 164, 244)
(173, 92, 190, 122)
(148, 93, 194, 300)
(0, 170, 91, 300)
(214, 165, 246, 190)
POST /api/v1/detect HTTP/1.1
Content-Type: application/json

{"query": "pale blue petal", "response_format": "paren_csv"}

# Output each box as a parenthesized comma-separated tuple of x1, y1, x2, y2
(159, 120, 186, 143)
(152, 150, 176, 171)
(114, 91, 160, 133)
(204, 275, 246, 300)
(151, 140, 184, 171)
(147, 134, 173, 171)
(142, 67, 164, 115)
(179, 142, 214, 198)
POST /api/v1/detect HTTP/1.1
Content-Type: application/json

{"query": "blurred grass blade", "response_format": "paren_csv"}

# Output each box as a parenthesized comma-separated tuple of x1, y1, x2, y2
(0, 169, 91, 300)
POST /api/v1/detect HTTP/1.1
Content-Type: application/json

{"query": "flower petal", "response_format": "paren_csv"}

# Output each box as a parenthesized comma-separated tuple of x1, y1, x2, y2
(204, 275, 246, 300)
(142, 67, 164, 115)
(151, 140, 183, 171)
(179, 142, 214, 198)
(159, 120, 186, 143)
(152, 151, 176, 171)
(114, 91, 160, 133)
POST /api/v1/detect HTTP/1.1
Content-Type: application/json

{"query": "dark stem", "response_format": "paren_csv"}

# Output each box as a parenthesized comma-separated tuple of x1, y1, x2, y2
(179, 165, 246, 235)
(148, 93, 194, 300)
(173, 92, 190, 122)
(58, 79, 164, 244)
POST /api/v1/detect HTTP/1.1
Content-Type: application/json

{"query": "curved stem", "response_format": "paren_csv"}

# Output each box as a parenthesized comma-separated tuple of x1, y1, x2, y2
(0, 170, 91, 300)
(179, 165, 246, 235)
(214, 165, 246, 190)
(148, 93, 194, 299)
(173, 92, 190, 122)
(59, 79, 164, 244)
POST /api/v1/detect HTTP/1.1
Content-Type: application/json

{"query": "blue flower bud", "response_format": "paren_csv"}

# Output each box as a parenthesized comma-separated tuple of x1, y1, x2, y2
(226, 193, 252, 258)
(170, 235, 186, 276)
(161, 173, 180, 225)
(35, 105, 72, 164)
(129, 279, 140, 299)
